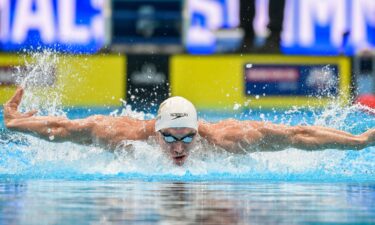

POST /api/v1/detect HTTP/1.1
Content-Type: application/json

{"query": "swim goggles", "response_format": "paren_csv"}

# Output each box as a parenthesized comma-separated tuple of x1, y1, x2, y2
(159, 132, 196, 144)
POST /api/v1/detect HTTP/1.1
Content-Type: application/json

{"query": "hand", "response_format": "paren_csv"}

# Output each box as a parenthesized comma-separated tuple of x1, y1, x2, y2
(3, 87, 37, 127)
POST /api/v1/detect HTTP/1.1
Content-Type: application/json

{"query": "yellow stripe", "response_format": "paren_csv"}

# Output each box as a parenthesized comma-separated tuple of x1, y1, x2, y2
(0, 54, 126, 106)
(170, 54, 351, 110)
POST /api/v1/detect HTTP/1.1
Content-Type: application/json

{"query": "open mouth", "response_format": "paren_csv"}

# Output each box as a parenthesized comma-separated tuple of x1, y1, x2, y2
(173, 155, 187, 164)
(174, 155, 186, 160)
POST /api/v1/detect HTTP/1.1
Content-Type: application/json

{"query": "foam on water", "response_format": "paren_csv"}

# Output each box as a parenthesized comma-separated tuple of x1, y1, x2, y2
(1, 131, 374, 181)
(0, 52, 374, 181)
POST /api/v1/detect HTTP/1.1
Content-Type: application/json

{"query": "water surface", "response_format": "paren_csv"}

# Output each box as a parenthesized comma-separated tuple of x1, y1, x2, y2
(1, 180, 374, 225)
(1, 107, 375, 224)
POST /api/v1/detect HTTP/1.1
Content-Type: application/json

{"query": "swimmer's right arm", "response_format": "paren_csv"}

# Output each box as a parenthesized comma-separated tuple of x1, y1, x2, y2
(3, 87, 95, 144)
(3, 87, 155, 147)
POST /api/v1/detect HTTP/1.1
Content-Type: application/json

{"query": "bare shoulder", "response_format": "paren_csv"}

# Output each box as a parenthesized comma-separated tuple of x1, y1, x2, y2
(199, 119, 259, 132)
(198, 119, 264, 151)
(207, 119, 269, 129)
(88, 115, 156, 145)
(199, 119, 291, 135)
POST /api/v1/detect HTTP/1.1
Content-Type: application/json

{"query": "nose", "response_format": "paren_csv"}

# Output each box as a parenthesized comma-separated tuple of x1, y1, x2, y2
(172, 142, 185, 154)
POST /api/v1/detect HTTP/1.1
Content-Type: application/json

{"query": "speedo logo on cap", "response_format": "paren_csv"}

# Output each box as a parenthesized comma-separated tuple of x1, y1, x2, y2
(170, 113, 188, 120)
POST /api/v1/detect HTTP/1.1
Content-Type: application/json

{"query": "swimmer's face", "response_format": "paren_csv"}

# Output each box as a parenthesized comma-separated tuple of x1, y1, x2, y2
(157, 127, 197, 166)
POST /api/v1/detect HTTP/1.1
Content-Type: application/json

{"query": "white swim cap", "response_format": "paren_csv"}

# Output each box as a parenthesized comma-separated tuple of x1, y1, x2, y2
(155, 96, 198, 131)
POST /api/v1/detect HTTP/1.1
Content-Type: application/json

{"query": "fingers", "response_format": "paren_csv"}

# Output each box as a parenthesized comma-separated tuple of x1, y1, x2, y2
(3, 87, 38, 124)
(5, 86, 24, 109)
(12, 87, 24, 106)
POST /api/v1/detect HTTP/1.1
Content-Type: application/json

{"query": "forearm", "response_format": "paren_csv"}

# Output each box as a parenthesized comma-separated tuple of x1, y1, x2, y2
(3, 87, 92, 144)
(289, 126, 367, 150)
(6, 116, 91, 143)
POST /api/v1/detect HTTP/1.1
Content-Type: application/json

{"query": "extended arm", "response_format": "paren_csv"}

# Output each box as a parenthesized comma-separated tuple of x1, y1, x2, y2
(3, 88, 155, 148)
(257, 123, 370, 151)
(199, 119, 375, 152)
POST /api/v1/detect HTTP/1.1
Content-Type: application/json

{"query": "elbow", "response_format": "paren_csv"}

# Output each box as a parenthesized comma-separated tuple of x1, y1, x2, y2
(353, 136, 367, 150)
(289, 126, 308, 135)
(290, 136, 319, 150)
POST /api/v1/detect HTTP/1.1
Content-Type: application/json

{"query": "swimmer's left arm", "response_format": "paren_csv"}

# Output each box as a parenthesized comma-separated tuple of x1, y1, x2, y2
(199, 119, 375, 152)
(256, 123, 374, 151)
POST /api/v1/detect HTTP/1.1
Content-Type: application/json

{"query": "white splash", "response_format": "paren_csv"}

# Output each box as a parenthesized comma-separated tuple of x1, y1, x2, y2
(14, 50, 65, 117)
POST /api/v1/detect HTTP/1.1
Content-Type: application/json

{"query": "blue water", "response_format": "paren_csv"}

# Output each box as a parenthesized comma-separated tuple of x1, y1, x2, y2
(1, 106, 375, 224)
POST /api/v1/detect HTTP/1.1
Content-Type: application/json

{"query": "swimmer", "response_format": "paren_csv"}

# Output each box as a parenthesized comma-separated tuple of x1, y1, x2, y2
(3, 87, 375, 165)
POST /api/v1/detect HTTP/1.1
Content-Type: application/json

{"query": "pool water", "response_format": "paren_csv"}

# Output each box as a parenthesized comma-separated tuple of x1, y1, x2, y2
(1, 106, 375, 224)
(1, 181, 374, 225)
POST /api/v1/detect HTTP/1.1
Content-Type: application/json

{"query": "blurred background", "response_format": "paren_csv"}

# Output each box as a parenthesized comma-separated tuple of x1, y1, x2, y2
(0, 0, 374, 112)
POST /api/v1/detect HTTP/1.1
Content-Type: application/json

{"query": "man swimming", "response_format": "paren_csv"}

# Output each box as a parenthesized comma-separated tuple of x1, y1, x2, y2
(3, 87, 375, 165)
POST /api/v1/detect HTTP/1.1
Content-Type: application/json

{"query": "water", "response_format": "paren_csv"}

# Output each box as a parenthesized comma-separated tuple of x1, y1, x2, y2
(1, 106, 375, 224)
(1, 181, 374, 225)
(1, 52, 375, 224)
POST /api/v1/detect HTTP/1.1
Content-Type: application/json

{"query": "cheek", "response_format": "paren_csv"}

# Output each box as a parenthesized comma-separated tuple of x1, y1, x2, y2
(184, 144, 193, 151)
(157, 138, 171, 152)
(159, 141, 168, 150)
(185, 139, 197, 149)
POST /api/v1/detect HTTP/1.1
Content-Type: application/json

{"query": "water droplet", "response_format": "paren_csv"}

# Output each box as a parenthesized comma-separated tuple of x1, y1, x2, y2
(233, 103, 241, 110)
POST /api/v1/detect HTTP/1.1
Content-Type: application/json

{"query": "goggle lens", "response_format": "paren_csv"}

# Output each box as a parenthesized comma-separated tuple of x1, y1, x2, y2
(161, 132, 195, 144)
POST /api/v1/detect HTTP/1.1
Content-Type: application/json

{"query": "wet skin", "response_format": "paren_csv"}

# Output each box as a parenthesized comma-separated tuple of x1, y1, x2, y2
(156, 128, 197, 166)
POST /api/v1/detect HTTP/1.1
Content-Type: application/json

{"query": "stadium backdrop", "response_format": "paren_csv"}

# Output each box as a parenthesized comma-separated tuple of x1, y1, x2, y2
(0, 0, 372, 110)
